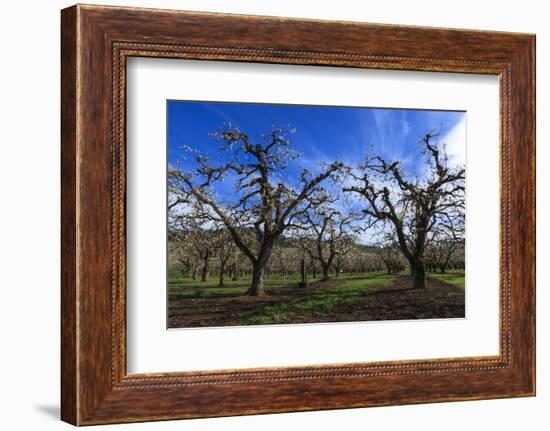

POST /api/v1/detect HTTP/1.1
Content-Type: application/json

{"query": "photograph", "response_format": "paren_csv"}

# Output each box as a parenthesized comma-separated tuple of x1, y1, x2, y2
(167, 101, 466, 328)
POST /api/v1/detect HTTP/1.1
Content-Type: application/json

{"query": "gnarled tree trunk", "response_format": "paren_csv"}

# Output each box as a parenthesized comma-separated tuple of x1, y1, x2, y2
(249, 265, 266, 296)
(299, 258, 308, 288)
(321, 262, 330, 281)
(247, 242, 274, 296)
(410, 260, 427, 289)
(231, 263, 238, 281)
(201, 253, 210, 282)
(219, 262, 226, 287)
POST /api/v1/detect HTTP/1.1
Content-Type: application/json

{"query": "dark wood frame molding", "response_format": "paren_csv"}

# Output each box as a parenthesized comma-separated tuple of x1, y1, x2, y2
(61, 4, 536, 425)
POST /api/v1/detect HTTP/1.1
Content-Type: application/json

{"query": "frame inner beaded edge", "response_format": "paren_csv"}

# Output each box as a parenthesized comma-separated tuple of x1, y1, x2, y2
(110, 41, 512, 388)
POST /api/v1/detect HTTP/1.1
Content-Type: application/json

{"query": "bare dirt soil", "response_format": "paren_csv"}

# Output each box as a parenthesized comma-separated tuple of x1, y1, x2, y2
(331, 276, 465, 323)
(168, 275, 465, 328)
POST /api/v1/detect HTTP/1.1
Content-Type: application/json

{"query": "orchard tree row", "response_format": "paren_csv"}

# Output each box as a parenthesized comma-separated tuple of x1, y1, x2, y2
(168, 123, 465, 295)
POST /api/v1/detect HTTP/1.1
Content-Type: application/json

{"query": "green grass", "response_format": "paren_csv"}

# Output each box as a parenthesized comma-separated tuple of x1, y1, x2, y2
(168, 270, 325, 299)
(428, 270, 465, 288)
(242, 272, 394, 325)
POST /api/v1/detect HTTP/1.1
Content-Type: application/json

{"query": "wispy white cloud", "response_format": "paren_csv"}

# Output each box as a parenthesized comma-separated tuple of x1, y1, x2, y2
(402, 119, 411, 136)
(441, 115, 466, 167)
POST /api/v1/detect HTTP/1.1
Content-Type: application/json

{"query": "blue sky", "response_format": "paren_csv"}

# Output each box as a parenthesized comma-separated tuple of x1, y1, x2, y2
(167, 100, 465, 194)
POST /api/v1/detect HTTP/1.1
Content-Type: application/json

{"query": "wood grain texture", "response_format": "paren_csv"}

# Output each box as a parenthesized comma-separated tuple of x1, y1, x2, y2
(60, 4, 536, 425)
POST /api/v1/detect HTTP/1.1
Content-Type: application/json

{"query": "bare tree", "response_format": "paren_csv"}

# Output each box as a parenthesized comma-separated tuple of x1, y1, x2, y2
(214, 229, 238, 287)
(358, 250, 385, 273)
(169, 124, 342, 296)
(375, 240, 406, 275)
(298, 199, 357, 280)
(189, 227, 216, 282)
(230, 255, 242, 281)
(271, 240, 300, 280)
(170, 222, 216, 282)
(344, 132, 465, 289)
(425, 211, 465, 273)
(169, 241, 199, 279)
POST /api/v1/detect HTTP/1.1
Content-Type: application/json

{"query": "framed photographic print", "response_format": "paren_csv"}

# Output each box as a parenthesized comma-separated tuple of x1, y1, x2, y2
(61, 4, 535, 425)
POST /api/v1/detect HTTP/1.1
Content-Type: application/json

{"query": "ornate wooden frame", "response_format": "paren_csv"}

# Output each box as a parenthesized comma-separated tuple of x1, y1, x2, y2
(61, 4, 535, 425)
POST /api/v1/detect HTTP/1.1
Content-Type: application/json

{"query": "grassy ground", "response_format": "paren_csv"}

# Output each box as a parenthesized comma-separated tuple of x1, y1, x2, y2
(168, 270, 322, 298)
(168, 269, 465, 328)
(427, 270, 465, 288)
(242, 273, 394, 325)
